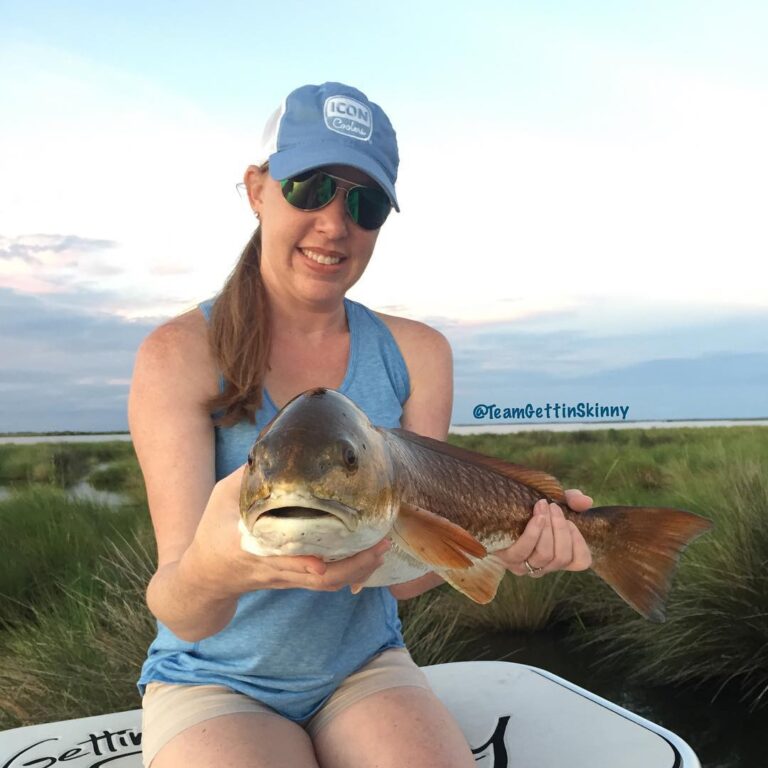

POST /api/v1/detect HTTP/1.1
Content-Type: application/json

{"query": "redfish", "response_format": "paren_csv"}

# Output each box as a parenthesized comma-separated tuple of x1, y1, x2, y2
(239, 388, 712, 621)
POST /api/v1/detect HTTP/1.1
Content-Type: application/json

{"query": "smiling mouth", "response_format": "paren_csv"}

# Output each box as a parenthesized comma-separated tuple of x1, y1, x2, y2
(299, 247, 346, 266)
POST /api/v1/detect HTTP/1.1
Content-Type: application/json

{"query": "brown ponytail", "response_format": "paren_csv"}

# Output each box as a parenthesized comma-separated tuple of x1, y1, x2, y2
(206, 226, 271, 427)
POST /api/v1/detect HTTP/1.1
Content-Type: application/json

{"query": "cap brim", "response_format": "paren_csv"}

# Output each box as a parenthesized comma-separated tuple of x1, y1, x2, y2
(267, 146, 400, 212)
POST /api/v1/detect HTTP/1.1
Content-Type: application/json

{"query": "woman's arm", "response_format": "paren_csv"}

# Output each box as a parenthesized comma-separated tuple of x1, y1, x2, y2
(378, 314, 592, 601)
(130, 313, 391, 641)
(129, 311, 241, 641)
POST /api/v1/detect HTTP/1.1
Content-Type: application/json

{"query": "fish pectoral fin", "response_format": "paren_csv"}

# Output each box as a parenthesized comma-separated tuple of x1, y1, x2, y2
(392, 502, 487, 569)
(439, 555, 506, 604)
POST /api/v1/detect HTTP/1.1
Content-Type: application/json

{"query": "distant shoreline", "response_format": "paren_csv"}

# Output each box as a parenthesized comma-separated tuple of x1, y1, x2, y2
(451, 417, 768, 434)
(1, 419, 767, 444)
(0, 433, 134, 445)
(0, 431, 131, 438)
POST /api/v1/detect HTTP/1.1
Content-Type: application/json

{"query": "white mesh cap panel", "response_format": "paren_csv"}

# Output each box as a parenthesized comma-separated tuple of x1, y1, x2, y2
(254, 98, 287, 166)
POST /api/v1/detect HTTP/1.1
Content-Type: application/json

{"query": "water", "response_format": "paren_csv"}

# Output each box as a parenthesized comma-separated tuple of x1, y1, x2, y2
(0, 482, 128, 507)
(0, 434, 131, 445)
(0, 462, 128, 509)
(451, 419, 768, 434)
(66, 480, 127, 508)
(464, 629, 766, 768)
(2, 421, 767, 444)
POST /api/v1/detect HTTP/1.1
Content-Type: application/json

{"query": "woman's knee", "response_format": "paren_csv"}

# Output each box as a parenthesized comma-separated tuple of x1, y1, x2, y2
(312, 687, 474, 768)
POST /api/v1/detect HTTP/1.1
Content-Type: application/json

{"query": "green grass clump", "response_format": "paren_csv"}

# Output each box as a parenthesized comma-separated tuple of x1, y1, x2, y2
(88, 461, 130, 490)
(0, 486, 146, 627)
(399, 589, 473, 667)
(450, 426, 768, 709)
(88, 457, 146, 503)
(0, 442, 138, 487)
(568, 457, 768, 709)
(447, 570, 574, 633)
(0, 528, 157, 729)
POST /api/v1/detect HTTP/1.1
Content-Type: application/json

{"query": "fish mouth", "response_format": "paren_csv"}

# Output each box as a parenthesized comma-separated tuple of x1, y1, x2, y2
(245, 492, 358, 532)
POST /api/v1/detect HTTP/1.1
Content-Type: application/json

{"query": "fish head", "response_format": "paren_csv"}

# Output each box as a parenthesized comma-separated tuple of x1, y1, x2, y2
(239, 388, 398, 560)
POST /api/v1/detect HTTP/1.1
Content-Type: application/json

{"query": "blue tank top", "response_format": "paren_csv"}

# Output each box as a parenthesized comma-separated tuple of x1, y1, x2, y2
(137, 297, 411, 721)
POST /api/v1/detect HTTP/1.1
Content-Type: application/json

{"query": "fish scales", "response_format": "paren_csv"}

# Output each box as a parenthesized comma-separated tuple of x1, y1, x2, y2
(386, 432, 551, 544)
(239, 388, 713, 620)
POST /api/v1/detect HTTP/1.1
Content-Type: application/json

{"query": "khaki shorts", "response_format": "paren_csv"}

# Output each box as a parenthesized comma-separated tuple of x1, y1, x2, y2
(141, 647, 430, 768)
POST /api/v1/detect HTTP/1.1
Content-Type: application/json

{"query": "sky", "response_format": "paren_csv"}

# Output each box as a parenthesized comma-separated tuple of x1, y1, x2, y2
(1, 1, 767, 430)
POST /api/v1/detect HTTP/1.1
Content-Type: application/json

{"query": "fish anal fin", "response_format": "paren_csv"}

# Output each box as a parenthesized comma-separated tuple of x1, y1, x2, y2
(440, 555, 506, 604)
(391, 428, 566, 502)
(393, 502, 487, 570)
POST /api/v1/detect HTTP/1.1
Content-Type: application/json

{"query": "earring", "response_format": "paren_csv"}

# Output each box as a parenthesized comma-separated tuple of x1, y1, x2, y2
(253, 210, 260, 220)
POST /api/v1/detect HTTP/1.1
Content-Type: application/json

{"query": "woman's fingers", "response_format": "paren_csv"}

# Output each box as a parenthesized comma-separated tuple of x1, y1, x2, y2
(530, 499, 554, 565)
(495, 501, 548, 574)
(267, 539, 391, 592)
(498, 498, 594, 578)
(564, 487, 593, 512)
(564, 522, 593, 571)
(546, 504, 573, 572)
(316, 540, 390, 588)
(261, 554, 328, 576)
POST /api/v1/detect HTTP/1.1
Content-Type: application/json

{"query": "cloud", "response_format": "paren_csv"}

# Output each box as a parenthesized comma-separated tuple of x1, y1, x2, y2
(0, 233, 123, 295)
(0, 288, 157, 431)
(0, 43, 254, 320)
(447, 308, 768, 422)
(0, 232, 208, 319)
(453, 352, 768, 424)
(0, 233, 118, 263)
(2, 283, 766, 432)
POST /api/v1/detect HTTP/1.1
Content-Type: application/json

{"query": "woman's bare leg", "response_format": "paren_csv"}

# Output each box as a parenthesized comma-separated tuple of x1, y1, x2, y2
(313, 687, 475, 768)
(150, 712, 320, 768)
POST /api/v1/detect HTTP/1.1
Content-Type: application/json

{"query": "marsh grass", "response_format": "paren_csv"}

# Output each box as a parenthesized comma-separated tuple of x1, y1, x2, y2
(567, 457, 768, 709)
(448, 570, 574, 632)
(88, 457, 147, 504)
(0, 487, 146, 627)
(398, 589, 475, 667)
(452, 427, 768, 709)
(0, 442, 137, 488)
(0, 429, 766, 727)
(0, 528, 157, 728)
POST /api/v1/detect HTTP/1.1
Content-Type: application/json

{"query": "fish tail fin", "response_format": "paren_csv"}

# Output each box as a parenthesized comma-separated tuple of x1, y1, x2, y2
(585, 505, 712, 622)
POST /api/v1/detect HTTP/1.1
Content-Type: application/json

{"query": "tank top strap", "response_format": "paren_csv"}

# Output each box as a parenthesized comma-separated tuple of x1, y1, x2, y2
(343, 298, 410, 406)
(199, 297, 214, 322)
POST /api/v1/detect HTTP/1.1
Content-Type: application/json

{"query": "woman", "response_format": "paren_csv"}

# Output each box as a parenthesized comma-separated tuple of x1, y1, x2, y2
(129, 82, 593, 768)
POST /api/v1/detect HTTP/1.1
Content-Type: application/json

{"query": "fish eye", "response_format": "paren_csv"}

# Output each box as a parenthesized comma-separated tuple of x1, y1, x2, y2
(340, 442, 358, 471)
(247, 453, 254, 468)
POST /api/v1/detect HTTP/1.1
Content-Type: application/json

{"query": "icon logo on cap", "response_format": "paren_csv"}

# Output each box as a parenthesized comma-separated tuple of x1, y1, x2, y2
(324, 96, 373, 141)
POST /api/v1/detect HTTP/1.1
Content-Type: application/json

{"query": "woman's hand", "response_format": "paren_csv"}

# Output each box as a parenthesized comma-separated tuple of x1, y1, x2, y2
(180, 464, 391, 600)
(495, 489, 594, 577)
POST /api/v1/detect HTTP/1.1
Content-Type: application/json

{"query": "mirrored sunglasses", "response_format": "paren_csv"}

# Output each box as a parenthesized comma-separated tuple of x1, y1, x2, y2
(279, 170, 392, 231)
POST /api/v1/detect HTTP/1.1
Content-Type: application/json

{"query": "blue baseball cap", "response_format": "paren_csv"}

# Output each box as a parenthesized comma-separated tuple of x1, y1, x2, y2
(255, 82, 400, 212)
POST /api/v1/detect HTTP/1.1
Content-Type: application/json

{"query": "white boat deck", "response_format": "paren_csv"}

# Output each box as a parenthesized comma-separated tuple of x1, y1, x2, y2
(0, 661, 699, 768)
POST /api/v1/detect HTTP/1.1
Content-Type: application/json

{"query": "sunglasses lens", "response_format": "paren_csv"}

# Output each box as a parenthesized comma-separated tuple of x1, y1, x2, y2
(347, 187, 391, 230)
(281, 172, 336, 210)
(280, 172, 392, 230)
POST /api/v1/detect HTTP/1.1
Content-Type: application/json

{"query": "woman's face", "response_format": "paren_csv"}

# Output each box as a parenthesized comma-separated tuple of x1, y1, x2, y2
(245, 164, 384, 309)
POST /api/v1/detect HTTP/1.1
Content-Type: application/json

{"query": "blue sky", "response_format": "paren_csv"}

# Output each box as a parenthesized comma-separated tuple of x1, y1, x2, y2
(1, 1, 767, 430)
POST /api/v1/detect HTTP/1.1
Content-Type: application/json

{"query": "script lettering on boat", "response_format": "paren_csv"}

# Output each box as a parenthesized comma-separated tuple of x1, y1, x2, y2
(470, 715, 510, 767)
(1, 728, 141, 768)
